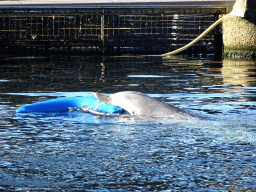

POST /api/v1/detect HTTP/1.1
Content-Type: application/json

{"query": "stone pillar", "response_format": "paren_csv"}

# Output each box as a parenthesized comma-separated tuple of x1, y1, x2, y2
(223, 0, 256, 59)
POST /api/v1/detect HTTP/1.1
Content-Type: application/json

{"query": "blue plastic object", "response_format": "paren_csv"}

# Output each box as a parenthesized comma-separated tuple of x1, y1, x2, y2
(16, 96, 123, 114)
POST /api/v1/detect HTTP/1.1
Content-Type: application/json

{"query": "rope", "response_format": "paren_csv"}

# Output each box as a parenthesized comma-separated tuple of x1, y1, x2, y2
(162, 16, 224, 56)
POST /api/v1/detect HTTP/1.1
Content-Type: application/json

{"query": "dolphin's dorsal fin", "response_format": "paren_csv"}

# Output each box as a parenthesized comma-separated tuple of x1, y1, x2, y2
(94, 92, 113, 105)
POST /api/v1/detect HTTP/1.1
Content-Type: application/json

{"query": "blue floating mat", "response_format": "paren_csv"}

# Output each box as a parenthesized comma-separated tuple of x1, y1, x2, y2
(16, 96, 124, 114)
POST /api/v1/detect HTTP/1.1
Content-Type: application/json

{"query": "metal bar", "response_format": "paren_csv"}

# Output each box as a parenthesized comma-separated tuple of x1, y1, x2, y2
(0, 0, 236, 13)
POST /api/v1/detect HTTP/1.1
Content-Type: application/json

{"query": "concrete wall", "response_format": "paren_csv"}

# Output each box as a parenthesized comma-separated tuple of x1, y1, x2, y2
(223, 0, 256, 59)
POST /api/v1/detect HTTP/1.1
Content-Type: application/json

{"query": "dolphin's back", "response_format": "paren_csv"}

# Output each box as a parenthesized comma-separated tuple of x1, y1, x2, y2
(95, 91, 194, 119)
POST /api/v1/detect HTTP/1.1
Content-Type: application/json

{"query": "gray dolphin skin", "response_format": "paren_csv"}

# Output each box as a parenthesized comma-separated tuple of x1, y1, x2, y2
(95, 91, 195, 119)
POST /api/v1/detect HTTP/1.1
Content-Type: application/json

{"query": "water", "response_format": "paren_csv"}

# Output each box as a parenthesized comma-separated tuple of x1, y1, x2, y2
(0, 55, 256, 191)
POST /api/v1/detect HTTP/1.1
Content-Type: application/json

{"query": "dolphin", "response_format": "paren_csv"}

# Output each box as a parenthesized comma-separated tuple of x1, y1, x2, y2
(94, 91, 196, 119)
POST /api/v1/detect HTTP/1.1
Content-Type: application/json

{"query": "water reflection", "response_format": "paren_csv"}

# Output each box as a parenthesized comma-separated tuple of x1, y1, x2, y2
(222, 59, 256, 87)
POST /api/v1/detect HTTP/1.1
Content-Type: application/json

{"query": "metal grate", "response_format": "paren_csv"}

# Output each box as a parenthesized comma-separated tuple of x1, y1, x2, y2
(0, 8, 224, 55)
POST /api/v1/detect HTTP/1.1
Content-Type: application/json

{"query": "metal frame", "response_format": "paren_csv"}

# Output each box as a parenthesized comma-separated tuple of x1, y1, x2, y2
(0, 7, 227, 55)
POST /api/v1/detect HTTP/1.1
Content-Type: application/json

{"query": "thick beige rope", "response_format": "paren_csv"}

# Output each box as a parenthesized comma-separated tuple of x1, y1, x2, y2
(162, 16, 224, 56)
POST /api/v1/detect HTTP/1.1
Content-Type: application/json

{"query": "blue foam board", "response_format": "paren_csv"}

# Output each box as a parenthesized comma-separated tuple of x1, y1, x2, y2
(16, 96, 123, 114)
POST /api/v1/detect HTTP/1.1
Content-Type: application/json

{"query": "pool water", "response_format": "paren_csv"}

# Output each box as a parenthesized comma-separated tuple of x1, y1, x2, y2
(0, 55, 256, 191)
